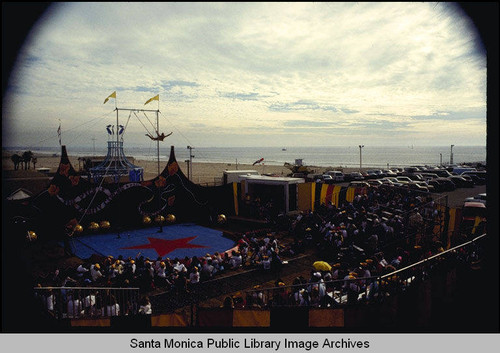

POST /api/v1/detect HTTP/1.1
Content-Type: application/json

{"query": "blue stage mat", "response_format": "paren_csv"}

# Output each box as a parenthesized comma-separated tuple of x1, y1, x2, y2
(67, 223, 235, 260)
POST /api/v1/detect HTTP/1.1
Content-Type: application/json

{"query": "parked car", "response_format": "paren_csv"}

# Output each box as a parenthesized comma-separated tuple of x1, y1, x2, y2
(414, 180, 434, 192)
(379, 178, 398, 187)
(464, 193, 487, 206)
(406, 181, 429, 192)
(348, 181, 370, 188)
(448, 176, 474, 188)
(306, 174, 324, 182)
(384, 177, 404, 187)
(367, 179, 384, 188)
(403, 167, 420, 174)
(321, 174, 336, 184)
(434, 169, 453, 178)
(452, 166, 476, 175)
(435, 177, 456, 191)
(426, 179, 444, 192)
(461, 170, 486, 185)
(382, 169, 398, 177)
(417, 172, 439, 181)
(347, 172, 364, 181)
(325, 170, 345, 182)
(396, 176, 413, 184)
(365, 170, 383, 179)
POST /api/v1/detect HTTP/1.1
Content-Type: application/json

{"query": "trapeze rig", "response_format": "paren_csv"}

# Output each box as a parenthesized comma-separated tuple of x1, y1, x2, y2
(89, 106, 162, 184)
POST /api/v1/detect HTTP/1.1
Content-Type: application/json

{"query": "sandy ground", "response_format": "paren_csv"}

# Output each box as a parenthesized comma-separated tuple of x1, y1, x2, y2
(2, 151, 353, 185)
(3, 151, 485, 208)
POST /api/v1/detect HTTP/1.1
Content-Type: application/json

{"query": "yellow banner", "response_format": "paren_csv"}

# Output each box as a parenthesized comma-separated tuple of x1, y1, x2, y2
(144, 94, 159, 105)
(103, 91, 116, 104)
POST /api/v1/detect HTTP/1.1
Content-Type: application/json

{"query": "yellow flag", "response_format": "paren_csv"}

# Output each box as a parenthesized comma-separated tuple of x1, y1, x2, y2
(144, 94, 159, 105)
(103, 91, 116, 104)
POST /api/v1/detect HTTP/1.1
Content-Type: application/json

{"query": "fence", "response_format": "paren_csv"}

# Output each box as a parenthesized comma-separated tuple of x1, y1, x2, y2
(31, 233, 485, 329)
(242, 233, 486, 309)
(33, 286, 140, 319)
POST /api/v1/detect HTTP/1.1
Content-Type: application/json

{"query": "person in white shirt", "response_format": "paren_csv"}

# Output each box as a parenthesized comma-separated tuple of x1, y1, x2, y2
(261, 255, 271, 270)
(105, 295, 120, 316)
(84, 291, 97, 317)
(138, 296, 152, 315)
(76, 264, 89, 278)
(67, 295, 83, 318)
(189, 267, 200, 285)
(90, 263, 103, 282)
(230, 251, 242, 269)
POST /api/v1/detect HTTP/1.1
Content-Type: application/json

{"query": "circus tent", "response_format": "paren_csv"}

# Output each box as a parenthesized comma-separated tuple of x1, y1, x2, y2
(12, 145, 237, 241)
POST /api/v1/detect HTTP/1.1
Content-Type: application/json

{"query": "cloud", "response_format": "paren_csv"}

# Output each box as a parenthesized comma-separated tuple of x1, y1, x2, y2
(2, 2, 487, 148)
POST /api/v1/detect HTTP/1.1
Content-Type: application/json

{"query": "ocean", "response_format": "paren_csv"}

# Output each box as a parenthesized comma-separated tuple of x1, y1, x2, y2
(4, 145, 487, 169)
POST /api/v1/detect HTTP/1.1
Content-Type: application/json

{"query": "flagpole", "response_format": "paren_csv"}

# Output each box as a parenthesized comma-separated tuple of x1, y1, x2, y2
(156, 106, 160, 176)
(157, 102, 163, 232)
(58, 119, 62, 146)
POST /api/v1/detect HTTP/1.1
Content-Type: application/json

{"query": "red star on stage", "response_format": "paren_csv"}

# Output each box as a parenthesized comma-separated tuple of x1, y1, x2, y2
(121, 236, 208, 257)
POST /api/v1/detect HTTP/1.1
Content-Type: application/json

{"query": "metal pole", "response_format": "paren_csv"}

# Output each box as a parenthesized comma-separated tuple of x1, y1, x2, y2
(157, 109, 162, 233)
(116, 108, 119, 149)
(440, 153, 442, 166)
(450, 145, 454, 165)
(187, 146, 194, 180)
(157, 110, 160, 176)
(185, 159, 190, 181)
(359, 145, 364, 170)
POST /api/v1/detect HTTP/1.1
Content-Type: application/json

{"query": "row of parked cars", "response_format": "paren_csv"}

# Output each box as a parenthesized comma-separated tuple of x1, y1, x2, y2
(307, 166, 487, 194)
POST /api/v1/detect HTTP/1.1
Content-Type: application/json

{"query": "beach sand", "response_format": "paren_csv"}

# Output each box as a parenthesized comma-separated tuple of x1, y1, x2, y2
(2, 150, 485, 213)
(2, 151, 353, 185)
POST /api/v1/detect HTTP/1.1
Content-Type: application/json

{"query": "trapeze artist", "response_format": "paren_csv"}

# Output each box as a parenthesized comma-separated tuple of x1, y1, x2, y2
(145, 132, 173, 141)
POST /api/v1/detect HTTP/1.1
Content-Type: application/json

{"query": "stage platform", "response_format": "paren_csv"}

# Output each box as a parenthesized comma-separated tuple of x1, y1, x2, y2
(66, 223, 236, 260)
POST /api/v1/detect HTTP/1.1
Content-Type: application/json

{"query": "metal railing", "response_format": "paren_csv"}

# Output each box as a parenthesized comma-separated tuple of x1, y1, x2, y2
(33, 286, 140, 319)
(243, 233, 486, 308)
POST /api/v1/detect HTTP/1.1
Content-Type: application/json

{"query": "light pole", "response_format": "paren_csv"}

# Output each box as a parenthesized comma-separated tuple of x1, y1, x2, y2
(187, 146, 194, 180)
(450, 145, 454, 165)
(440, 153, 442, 166)
(359, 145, 364, 170)
(185, 159, 190, 180)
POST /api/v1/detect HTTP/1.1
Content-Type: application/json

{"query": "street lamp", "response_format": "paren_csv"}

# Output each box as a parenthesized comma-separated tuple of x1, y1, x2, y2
(359, 145, 364, 170)
(450, 145, 454, 165)
(187, 146, 195, 180)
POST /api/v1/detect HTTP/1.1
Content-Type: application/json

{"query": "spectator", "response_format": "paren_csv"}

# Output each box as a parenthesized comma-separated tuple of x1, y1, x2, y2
(189, 266, 200, 290)
(90, 263, 103, 282)
(230, 250, 243, 269)
(66, 291, 83, 318)
(105, 295, 120, 316)
(261, 255, 271, 271)
(222, 296, 234, 309)
(138, 296, 152, 315)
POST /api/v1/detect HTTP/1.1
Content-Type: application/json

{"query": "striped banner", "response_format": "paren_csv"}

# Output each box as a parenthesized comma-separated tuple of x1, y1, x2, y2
(232, 182, 239, 216)
(346, 187, 356, 203)
(297, 183, 313, 212)
(311, 182, 317, 212)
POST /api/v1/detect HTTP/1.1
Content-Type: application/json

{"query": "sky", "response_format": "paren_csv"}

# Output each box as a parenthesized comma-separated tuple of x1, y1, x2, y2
(2, 2, 489, 149)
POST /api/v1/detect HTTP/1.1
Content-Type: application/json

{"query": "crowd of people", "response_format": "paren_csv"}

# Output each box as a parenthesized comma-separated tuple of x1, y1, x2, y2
(219, 185, 482, 309)
(34, 227, 287, 317)
(35, 184, 482, 316)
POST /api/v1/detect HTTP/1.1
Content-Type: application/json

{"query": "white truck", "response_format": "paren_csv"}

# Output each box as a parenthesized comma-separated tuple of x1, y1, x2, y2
(222, 170, 259, 184)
